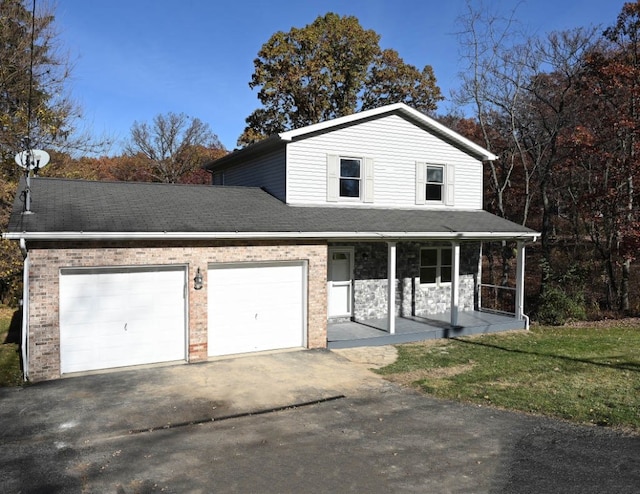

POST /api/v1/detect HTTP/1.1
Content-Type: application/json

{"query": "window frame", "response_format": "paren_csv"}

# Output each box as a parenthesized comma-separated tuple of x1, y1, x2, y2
(338, 156, 362, 200)
(419, 246, 453, 286)
(415, 162, 454, 206)
(425, 164, 445, 203)
(327, 154, 374, 203)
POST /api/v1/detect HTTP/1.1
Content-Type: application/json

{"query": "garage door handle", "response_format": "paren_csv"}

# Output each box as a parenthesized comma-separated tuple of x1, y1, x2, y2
(255, 313, 258, 320)
(124, 323, 127, 331)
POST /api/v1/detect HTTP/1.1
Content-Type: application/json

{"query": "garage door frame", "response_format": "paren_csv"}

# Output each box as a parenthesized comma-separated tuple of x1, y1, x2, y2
(59, 264, 189, 374)
(207, 260, 308, 357)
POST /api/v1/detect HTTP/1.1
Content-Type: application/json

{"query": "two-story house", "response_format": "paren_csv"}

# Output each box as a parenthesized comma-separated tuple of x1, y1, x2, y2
(5, 103, 538, 381)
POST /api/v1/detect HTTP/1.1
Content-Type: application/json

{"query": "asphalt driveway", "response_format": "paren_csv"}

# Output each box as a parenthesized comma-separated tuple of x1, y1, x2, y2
(1, 348, 639, 493)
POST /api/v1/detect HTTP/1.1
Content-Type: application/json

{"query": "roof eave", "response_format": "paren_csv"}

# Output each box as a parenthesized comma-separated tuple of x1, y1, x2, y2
(203, 135, 284, 171)
(4, 231, 540, 242)
(278, 103, 498, 162)
(207, 103, 497, 169)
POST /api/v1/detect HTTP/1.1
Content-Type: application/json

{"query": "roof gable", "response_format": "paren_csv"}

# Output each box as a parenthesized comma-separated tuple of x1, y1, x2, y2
(206, 103, 496, 171)
(279, 103, 496, 161)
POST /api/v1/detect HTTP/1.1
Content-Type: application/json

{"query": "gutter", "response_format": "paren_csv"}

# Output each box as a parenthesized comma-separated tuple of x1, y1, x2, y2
(4, 231, 540, 242)
(19, 238, 28, 381)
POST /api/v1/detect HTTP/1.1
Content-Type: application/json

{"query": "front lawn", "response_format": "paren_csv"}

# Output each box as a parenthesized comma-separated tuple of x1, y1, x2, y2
(377, 322, 640, 433)
(0, 306, 23, 386)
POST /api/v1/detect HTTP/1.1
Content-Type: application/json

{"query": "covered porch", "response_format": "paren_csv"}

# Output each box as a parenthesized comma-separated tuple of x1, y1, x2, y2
(327, 310, 527, 349)
(326, 238, 533, 349)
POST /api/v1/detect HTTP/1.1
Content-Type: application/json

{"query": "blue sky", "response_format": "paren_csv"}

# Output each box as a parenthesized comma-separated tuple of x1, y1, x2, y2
(56, 0, 625, 154)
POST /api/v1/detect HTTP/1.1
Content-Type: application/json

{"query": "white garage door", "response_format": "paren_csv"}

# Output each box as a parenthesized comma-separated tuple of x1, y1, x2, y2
(60, 266, 186, 374)
(208, 262, 306, 357)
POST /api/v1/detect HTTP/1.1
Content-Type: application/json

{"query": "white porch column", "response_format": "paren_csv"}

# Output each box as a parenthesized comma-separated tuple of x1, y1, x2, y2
(515, 241, 526, 321)
(450, 241, 460, 327)
(477, 242, 483, 310)
(387, 241, 396, 334)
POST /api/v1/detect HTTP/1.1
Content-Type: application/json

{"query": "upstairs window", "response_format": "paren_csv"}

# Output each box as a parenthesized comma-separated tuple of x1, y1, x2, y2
(339, 158, 361, 198)
(420, 246, 452, 285)
(415, 162, 454, 206)
(426, 165, 444, 202)
(327, 154, 374, 203)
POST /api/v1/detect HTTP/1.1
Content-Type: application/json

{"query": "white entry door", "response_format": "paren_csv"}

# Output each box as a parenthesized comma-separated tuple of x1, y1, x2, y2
(328, 248, 353, 317)
(208, 262, 306, 357)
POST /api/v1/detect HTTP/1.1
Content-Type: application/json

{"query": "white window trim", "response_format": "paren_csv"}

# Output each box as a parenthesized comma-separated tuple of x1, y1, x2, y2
(419, 246, 453, 287)
(415, 162, 455, 206)
(339, 156, 363, 201)
(327, 154, 374, 203)
(426, 164, 445, 203)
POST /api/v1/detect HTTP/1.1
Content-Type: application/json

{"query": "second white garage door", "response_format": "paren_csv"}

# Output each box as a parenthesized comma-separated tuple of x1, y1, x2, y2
(207, 262, 306, 357)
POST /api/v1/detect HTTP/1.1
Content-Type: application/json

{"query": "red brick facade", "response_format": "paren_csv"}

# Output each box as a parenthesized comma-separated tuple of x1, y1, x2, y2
(26, 240, 328, 381)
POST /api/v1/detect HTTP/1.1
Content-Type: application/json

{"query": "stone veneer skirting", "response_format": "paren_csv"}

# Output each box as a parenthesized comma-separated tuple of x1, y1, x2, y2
(332, 241, 480, 321)
(26, 240, 327, 382)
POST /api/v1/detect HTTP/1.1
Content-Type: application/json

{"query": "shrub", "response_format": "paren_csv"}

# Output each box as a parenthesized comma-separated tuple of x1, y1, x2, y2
(535, 285, 587, 325)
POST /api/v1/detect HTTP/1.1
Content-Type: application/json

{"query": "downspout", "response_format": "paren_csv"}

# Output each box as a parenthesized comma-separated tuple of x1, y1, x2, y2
(515, 240, 527, 331)
(19, 238, 29, 381)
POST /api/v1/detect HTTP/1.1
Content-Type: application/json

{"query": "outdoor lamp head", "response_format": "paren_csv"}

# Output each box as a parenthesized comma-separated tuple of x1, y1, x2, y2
(193, 267, 203, 290)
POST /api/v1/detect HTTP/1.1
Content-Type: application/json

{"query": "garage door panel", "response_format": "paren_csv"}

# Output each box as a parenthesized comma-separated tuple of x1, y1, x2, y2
(208, 263, 306, 357)
(60, 267, 186, 374)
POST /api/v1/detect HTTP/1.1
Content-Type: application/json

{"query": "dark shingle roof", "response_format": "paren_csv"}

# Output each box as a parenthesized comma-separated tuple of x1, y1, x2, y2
(5, 178, 537, 240)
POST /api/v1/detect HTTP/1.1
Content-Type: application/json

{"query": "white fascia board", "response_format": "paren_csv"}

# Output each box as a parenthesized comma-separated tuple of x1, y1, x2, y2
(4, 231, 539, 242)
(278, 102, 498, 162)
(400, 106, 499, 162)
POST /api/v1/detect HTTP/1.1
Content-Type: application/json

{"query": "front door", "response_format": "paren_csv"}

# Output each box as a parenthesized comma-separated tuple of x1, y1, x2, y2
(328, 248, 353, 317)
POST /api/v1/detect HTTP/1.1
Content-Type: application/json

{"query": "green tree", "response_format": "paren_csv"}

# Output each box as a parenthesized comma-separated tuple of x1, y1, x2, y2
(238, 12, 443, 146)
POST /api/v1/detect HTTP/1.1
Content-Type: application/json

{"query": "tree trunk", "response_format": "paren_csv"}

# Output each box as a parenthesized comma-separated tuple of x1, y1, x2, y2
(539, 173, 554, 294)
(620, 258, 631, 313)
(604, 256, 618, 311)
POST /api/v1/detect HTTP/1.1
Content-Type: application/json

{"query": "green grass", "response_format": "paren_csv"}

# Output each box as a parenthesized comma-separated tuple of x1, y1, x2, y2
(377, 324, 640, 433)
(0, 306, 23, 386)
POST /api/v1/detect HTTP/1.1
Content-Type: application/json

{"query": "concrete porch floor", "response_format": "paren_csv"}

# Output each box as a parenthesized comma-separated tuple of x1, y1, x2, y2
(327, 310, 527, 349)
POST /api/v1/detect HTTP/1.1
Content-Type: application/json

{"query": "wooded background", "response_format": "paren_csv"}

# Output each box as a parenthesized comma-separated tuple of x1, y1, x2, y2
(2, 0, 639, 324)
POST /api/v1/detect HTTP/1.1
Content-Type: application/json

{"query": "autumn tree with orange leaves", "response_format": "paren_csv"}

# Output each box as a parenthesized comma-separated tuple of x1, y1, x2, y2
(560, 1, 640, 312)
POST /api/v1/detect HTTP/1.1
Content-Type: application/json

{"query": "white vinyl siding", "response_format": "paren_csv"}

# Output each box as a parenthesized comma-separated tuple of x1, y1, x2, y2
(215, 148, 286, 201)
(286, 114, 482, 209)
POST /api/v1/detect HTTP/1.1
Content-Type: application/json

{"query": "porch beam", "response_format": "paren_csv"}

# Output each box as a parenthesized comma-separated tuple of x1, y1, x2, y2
(515, 241, 526, 321)
(451, 241, 460, 327)
(387, 241, 396, 334)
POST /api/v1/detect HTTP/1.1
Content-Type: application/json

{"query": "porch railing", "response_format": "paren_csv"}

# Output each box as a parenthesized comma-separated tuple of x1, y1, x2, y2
(479, 283, 516, 316)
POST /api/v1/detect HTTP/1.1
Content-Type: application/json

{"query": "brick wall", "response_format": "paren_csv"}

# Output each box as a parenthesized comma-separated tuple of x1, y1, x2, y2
(26, 240, 327, 381)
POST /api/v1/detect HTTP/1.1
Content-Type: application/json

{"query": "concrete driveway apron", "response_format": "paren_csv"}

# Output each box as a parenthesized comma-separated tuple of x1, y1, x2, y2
(1, 349, 388, 438)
